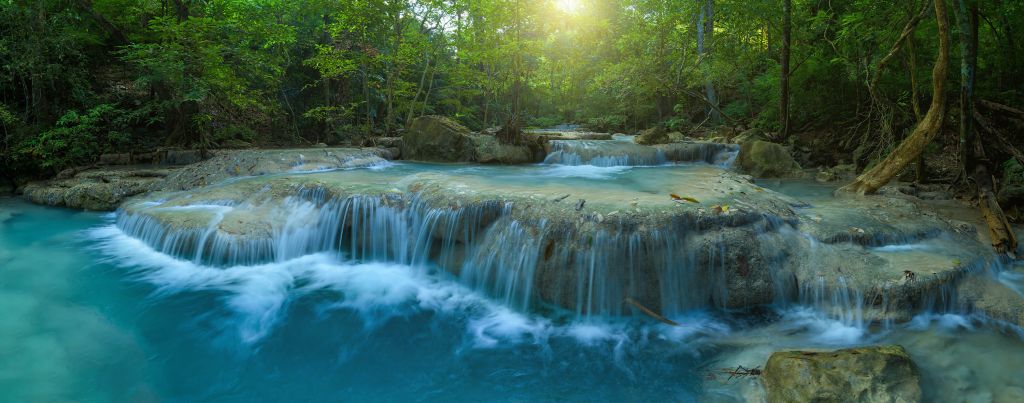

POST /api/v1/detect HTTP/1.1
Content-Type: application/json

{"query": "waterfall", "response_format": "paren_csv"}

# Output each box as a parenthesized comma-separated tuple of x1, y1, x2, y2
(542, 140, 738, 167)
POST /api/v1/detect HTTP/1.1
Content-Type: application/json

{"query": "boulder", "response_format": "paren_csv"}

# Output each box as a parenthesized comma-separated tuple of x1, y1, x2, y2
(469, 135, 535, 164)
(402, 115, 474, 162)
(764, 345, 922, 403)
(738, 140, 803, 178)
(635, 127, 670, 145)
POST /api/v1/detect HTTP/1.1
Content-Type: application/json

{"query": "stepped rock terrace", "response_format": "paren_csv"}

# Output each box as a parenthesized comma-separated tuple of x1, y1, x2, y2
(114, 158, 994, 321)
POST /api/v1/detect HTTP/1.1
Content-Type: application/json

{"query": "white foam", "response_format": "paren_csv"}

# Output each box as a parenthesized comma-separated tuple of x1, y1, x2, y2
(907, 313, 975, 331)
(90, 223, 734, 352)
(777, 307, 866, 345)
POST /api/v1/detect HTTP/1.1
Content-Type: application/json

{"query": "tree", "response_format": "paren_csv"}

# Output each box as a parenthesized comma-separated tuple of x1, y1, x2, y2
(840, 0, 951, 195)
(778, 0, 791, 139)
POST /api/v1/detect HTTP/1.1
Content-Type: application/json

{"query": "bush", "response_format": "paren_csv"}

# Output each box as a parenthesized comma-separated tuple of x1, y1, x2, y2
(583, 114, 627, 132)
(22, 104, 129, 171)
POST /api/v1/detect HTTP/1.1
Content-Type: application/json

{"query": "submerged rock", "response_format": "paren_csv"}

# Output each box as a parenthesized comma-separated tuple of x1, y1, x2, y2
(738, 140, 803, 178)
(957, 273, 1024, 327)
(24, 148, 391, 211)
(112, 160, 987, 318)
(763, 345, 922, 403)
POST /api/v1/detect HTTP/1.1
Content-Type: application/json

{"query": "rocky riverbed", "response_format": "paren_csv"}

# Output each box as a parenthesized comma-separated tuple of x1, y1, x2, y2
(12, 124, 1024, 402)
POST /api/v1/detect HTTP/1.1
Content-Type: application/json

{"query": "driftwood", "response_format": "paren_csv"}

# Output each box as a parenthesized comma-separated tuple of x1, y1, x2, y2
(979, 187, 1018, 254)
(624, 298, 680, 326)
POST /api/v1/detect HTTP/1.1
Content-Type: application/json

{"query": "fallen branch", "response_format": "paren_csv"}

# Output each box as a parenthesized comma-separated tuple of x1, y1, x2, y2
(624, 298, 680, 326)
(979, 187, 1018, 255)
(978, 99, 1024, 120)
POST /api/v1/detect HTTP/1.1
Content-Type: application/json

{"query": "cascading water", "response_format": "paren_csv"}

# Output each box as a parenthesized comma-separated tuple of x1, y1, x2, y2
(6, 150, 1024, 401)
(542, 139, 738, 167)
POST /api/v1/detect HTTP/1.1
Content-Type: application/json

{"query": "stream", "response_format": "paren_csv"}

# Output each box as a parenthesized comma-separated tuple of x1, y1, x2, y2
(3, 145, 1024, 402)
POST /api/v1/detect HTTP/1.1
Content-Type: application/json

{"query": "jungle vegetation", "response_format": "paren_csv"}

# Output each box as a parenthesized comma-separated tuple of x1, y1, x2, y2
(0, 0, 1021, 198)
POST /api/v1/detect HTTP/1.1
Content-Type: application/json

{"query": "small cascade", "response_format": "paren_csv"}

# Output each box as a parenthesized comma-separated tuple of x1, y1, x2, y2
(115, 184, 798, 318)
(543, 140, 668, 166)
(110, 161, 1004, 326)
(542, 140, 738, 167)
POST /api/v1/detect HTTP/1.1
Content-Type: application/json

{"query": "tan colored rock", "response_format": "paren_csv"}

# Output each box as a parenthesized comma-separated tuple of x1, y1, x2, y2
(764, 345, 922, 403)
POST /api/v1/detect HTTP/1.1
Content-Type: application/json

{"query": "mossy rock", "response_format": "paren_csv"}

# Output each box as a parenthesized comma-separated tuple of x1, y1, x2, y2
(998, 158, 1024, 205)
(635, 126, 670, 145)
(402, 115, 474, 162)
(764, 345, 922, 403)
(737, 140, 803, 178)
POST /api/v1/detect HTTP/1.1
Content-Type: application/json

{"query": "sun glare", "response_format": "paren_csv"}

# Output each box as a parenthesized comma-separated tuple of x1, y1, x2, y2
(555, 0, 582, 14)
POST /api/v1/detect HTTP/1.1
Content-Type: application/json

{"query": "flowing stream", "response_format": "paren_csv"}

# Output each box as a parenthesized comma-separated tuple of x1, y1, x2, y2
(3, 148, 1024, 401)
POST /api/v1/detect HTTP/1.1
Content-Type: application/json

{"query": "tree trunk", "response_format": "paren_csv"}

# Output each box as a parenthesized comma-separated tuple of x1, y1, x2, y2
(957, 0, 978, 175)
(840, 0, 950, 195)
(779, 0, 792, 139)
(697, 0, 721, 123)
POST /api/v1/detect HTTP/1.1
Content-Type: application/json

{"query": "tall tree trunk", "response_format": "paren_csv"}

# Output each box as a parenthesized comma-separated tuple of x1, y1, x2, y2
(907, 33, 926, 182)
(840, 0, 950, 195)
(957, 0, 978, 175)
(362, 64, 372, 136)
(697, 0, 721, 123)
(779, 0, 792, 139)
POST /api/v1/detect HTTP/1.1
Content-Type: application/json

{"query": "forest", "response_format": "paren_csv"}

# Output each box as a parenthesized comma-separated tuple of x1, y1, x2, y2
(5, 1, 1024, 401)
(1, 0, 1023, 210)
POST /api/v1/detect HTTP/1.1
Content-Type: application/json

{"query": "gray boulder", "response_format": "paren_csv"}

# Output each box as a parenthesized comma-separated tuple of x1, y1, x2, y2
(764, 345, 922, 403)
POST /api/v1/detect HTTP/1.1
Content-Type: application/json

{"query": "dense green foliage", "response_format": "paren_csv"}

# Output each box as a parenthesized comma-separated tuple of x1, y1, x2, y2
(0, 0, 1021, 179)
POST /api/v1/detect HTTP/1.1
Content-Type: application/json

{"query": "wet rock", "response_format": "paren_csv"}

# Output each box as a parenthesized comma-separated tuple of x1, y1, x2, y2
(469, 134, 535, 164)
(737, 140, 803, 178)
(402, 115, 475, 162)
(816, 164, 857, 183)
(635, 127, 670, 145)
(23, 168, 171, 211)
(24, 148, 392, 211)
(956, 274, 1024, 327)
(161, 148, 390, 190)
(763, 345, 922, 403)
(656, 142, 739, 165)
(377, 147, 401, 160)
